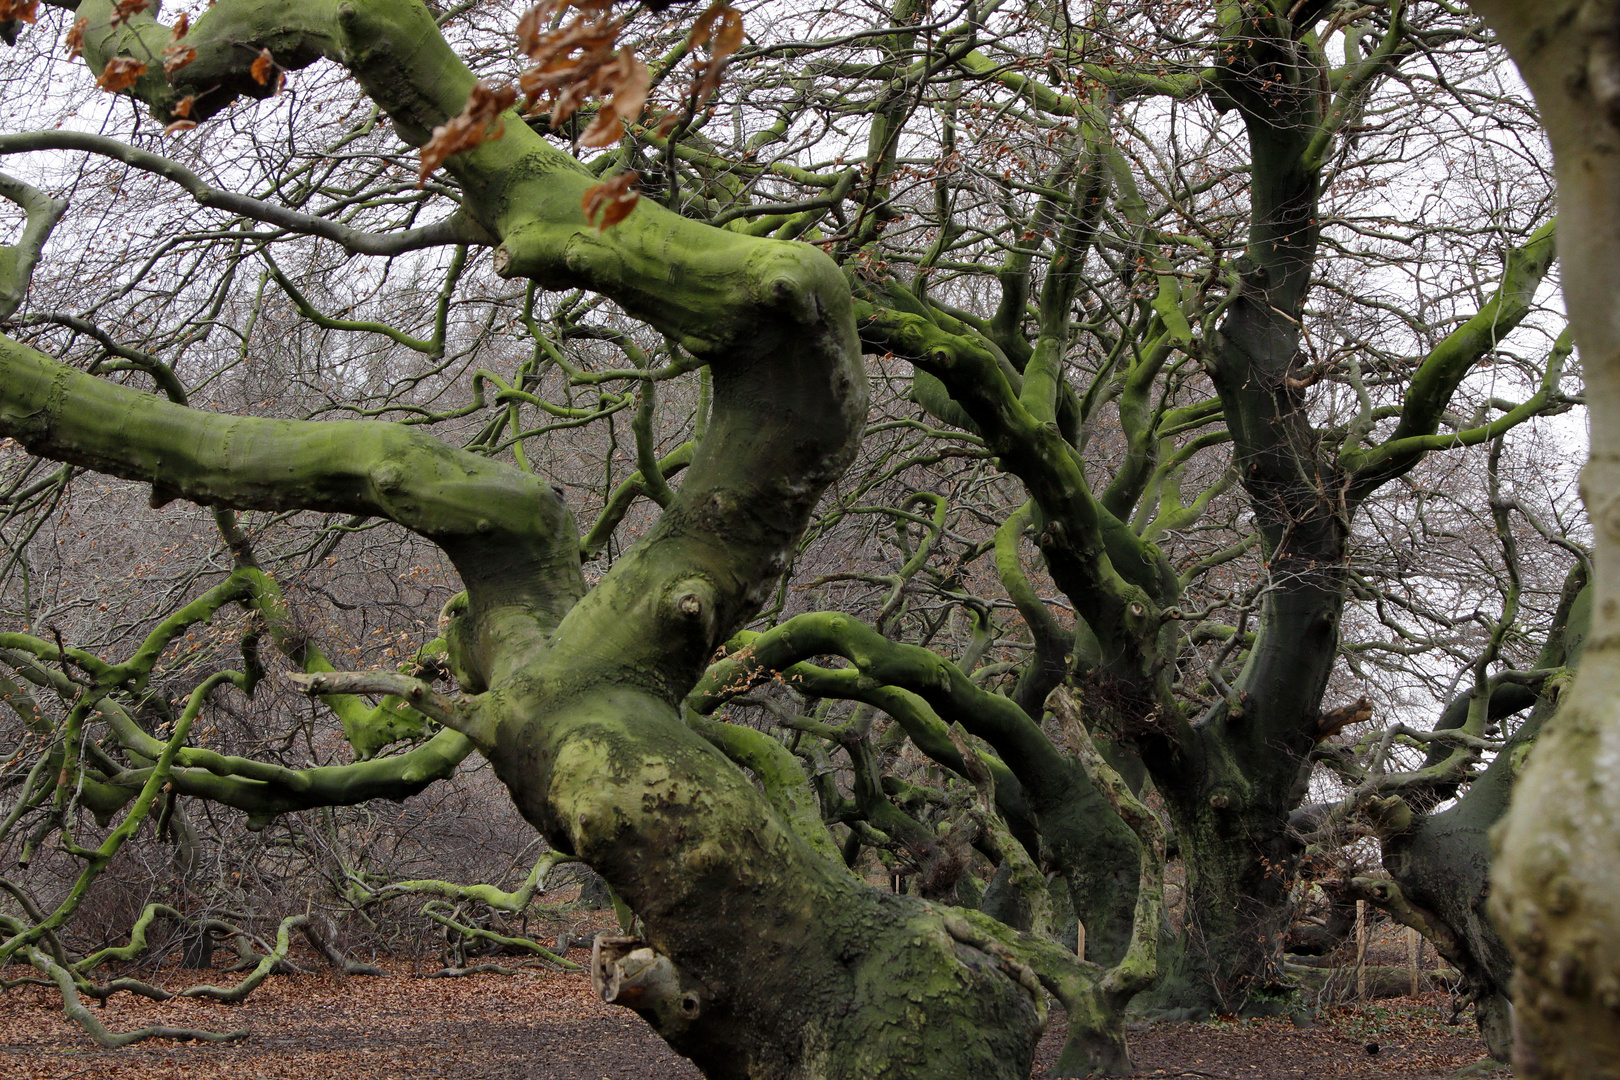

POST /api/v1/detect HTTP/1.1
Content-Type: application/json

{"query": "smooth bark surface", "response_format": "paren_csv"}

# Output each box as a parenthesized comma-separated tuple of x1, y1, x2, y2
(1466, 0, 1620, 1075)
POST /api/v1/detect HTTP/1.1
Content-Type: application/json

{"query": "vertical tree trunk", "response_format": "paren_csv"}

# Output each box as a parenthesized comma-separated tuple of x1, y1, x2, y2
(1466, 1, 1620, 1075)
(1372, 576, 1587, 1062)
(490, 686, 1046, 1079)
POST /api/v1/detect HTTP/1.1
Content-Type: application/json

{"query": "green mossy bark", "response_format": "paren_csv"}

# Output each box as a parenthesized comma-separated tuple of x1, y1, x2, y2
(1142, 13, 1392, 1014)
(693, 611, 1142, 966)
(0, 333, 583, 685)
(0, 172, 66, 321)
(486, 683, 1044, 1078)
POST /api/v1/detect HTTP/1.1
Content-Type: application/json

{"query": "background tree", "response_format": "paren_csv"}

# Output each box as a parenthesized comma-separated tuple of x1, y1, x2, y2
(670, 0, 1573, 1030)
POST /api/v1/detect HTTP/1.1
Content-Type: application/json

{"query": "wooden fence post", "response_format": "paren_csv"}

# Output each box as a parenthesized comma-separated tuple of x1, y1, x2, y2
(1356, 899, 1367, 999)
(1407, 925, 1421, 996)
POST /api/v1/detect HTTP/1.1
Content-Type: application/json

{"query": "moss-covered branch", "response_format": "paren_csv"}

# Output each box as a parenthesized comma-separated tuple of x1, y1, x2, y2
(358, 849, 574, 912)
(0, 170, 67, 321)
(0, 670, 242, 965)
(27, 947, 250, 1048)
(0, 333, 584, 683)
(1345, 219, 1560, 491)
(692, 612, 1074, 797)
(287, 670, 492, 752)
(854, 300, 1174, 684)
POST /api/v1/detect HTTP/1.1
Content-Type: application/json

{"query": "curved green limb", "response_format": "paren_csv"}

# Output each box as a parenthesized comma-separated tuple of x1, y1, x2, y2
(854, 299, 1176, 685)
(28, 947, 249, 1048)
(420, 902, 579, 971)
(361, 849, 576, 912)
(685, 709, 847, 867)
(176, 913, 311, 1003)
(580, 441, 695, 558)
(0, 334, 584, 685)
(0, 170, 67, 322)
(995, 501, 1081, 713)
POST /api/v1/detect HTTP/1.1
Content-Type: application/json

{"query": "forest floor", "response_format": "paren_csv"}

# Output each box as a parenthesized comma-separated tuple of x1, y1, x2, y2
(0, 965, 1510, 1080)
(0, 907, 1508, 1080)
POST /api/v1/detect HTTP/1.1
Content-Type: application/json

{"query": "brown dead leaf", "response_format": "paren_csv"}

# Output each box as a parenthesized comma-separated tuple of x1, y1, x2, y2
(713, 10, 744, 57)
(0, 0, 39, 24)
(250, 47, 276, 86)
(519, 2, 619, 63)
(519, 39, 619, 119)
(578, 50, 648, 148)
(95, 56, 148, 92)
(581, 170, 639, 231)
(169, 11, 189, 39)
(171, 95, 195, 119)
(110, 0, 150, 26)
(686, 2, 743, 112)
(418, 80, 518, 184)
(64, 15, 86, 57)
(163, 119, 197, 136)
(515, 4, 541, 52)
(690, 1, 743, 59)
(515, 0, 559, 55)
(516, 0, 615, 52)
(514, 0, 630, 134)
(163, 44, 197, 75)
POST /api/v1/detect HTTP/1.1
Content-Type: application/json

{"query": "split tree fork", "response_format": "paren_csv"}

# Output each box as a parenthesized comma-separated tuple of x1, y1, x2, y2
(0, 1, 1145, 1076)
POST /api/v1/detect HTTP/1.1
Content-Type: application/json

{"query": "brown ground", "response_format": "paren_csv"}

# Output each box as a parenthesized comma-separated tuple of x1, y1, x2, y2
(0, 913, 1506, 1080)
(1089, 1000, 1507, 1080)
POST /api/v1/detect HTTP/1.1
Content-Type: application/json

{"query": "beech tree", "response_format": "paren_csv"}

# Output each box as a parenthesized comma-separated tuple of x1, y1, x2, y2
(0, 0, 1588, 1077)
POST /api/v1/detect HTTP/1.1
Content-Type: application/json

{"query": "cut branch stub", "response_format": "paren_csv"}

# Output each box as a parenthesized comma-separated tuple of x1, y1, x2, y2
(591, 934, 704, 1032)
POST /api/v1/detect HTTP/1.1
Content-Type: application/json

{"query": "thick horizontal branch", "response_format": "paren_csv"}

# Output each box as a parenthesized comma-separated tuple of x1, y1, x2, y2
(0, 333, 585, 647)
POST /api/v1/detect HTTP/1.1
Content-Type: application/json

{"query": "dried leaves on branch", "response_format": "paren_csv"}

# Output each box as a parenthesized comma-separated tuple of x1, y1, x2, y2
(418, 81, 519, 182)
(516, 0, 649, 148)
(582, 169, 641, 230)
(160, 11, 196, 75)
(81, 6, 262, 113)
(249, 47, 282, 90)
(63, 15, 85, 58)
(109, 0, 153, 26)
(95, 56, 146, 92)
(415, 0, 742, 228)
(687, 0, 743, 113)
(0, 0, 39, 25)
